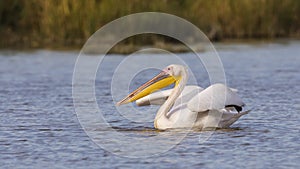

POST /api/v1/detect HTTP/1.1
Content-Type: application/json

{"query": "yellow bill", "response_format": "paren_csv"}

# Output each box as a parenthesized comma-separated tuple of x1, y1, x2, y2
(116, 71, 176, 106)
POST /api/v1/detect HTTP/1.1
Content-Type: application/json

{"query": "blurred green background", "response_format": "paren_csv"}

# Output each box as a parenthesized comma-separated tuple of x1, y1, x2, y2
(0, 0, 299, 51)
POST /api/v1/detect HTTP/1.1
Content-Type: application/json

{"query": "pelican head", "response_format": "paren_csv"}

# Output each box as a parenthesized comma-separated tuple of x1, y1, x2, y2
(116, 64, 186, 106)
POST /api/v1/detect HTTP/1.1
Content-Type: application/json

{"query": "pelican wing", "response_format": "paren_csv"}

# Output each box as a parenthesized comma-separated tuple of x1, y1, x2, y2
(136, 85, 203, 106)
(187, 83, 245, 112)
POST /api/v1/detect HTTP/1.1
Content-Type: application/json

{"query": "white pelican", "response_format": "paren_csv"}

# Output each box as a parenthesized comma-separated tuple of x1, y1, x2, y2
(116, 64, 249, 130)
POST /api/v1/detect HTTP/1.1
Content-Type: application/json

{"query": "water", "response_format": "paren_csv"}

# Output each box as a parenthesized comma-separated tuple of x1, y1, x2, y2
(1, 41, 300, 168)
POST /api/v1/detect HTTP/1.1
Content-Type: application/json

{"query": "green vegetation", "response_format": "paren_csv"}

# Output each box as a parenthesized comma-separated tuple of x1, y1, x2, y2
(0, 0, 299, 51)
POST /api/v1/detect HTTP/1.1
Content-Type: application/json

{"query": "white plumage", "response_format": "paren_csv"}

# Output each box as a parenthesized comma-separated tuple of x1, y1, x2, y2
(117, 64, 250, 130)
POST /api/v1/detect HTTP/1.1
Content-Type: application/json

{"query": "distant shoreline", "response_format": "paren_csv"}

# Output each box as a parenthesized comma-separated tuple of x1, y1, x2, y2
(1, 0, 300, 54)
(1, 38, 299, 54)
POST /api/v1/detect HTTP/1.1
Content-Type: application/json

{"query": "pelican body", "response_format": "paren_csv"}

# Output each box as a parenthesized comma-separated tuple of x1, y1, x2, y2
(117, 64, 249, 130)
